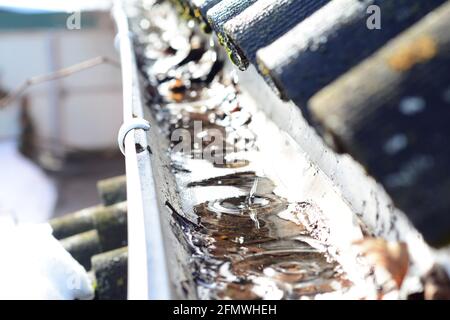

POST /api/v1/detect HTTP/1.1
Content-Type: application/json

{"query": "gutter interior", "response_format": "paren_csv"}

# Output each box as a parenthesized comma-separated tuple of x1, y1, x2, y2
(121, 0, 435, 300)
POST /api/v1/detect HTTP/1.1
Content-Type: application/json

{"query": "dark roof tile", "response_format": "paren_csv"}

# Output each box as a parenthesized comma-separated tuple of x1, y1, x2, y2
(190, 0, 223, 20)
(309, 1, 450, 246)
(207, 0, 257, 40)
(223, 0, 329, 70)
(257, 0, 447, 106)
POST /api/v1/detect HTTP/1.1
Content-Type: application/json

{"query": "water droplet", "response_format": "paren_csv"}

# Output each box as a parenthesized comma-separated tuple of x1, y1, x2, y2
(399, 96, 426, 115)
(384, 134, 408, 155)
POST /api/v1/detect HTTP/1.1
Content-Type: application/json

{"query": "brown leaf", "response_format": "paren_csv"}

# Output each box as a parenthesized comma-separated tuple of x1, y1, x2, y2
(354, 238, 409, 288)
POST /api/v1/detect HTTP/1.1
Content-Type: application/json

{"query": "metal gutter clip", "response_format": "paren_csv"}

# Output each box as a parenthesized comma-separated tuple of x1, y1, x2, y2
(117, 118, 151, 156)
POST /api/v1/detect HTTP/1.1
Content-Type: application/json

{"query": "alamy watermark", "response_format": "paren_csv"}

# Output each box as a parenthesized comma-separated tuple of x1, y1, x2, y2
(367, 5, 382, 30)
(171, 121, 254, 165)
(66, 5, 380, 31)
(66, 11, 82, 30)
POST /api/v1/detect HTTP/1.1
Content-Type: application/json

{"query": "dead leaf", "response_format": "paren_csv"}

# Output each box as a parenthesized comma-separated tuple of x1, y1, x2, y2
(354, 238, 409, 289)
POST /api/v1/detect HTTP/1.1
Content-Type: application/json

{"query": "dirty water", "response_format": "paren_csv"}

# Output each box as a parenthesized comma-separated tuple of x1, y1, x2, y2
(129, 0, 353, 300)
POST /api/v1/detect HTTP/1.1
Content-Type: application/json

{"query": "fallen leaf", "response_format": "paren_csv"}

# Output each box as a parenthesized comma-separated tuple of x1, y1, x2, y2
(354, 238, 409, 289)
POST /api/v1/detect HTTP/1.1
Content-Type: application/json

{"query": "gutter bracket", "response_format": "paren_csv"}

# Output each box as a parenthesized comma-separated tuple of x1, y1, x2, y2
(117, 118, 151, 155)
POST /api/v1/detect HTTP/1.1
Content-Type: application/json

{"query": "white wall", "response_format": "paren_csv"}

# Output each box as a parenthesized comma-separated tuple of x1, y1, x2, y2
(0, 12, 123, 151)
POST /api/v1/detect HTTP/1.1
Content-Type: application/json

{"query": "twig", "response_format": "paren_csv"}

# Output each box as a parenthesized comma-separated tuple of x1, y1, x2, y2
(0, 56, 121, 109)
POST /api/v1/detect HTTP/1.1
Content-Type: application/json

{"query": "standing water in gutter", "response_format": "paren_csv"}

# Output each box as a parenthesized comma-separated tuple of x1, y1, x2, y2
(126, 0, 430, 300)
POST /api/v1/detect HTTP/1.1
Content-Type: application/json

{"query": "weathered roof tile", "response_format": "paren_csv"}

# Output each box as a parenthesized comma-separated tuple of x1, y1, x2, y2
(223, 0, 329, 70)
(309, 1, 450, 246)
(190, 0, 223, 20)
(257, 0, 447, 106)
(206, 0, 257, 40)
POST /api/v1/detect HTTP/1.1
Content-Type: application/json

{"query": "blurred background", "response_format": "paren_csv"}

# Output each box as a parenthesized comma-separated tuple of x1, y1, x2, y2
(0, 1, 124, 224)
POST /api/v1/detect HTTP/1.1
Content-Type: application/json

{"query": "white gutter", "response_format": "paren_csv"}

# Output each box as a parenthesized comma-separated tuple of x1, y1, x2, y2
(112, 0, 171, 300)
